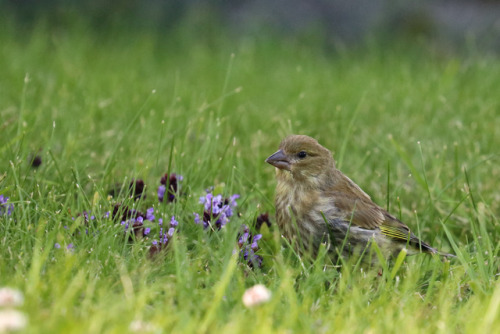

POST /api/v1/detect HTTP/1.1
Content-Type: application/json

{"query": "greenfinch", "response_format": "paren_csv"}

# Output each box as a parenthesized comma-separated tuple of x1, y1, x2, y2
(266, 135, 453, 263)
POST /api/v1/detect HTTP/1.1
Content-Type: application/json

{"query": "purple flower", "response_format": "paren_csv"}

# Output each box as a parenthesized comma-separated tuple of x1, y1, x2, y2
(146, 207, 155, 221)
(144, 227, 151, 236)
(159, 173, 182, 203)
(54, 243, 61, 249)
(157, 185, 166, 202)
(67, 243, 74, 250)
(200, 193, 214, 211)
(211, 195, 224, 214)
(121, 220, 131, 231)
(237, 225, 263, 268)
(111, 204, 149, 240)
(194, 213, 208, 228)
(245, 251, 263, 268)
(79, 211, 93, 223)
(230, 194, 240, 206)
(0, 195, 14, 216)
(238, 232, 250, 247)
(148, 214, 178, 257)
(216, 213, 229, 228)
(195, 190, 239, 229)
(251, 234, 262, 250)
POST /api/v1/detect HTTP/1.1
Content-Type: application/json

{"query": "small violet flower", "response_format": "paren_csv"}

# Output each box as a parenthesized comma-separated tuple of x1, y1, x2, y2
(237, 225, 263, 268)
(158, 173, 182, 203)
(146, 207, 155, 221)
(157, 185, 166, 203)
(0, 195, 14, 216)
(112, 204, 152, 239)
(194, 189, 240, 229)
(149, 215, 178, 257)
(170, 216, 178, 227)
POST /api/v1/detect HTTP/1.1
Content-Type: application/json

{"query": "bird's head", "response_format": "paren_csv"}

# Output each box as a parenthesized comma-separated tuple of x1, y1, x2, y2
(266, 135, 335, 181)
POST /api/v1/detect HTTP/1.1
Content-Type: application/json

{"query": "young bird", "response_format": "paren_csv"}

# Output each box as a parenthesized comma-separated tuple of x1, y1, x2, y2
(266, 135, 453, 263)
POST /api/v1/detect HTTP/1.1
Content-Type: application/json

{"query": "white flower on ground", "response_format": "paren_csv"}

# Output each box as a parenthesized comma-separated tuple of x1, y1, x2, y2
(129, 320, 156, 333)
(0, 309, 28, 332)
(242, 284, 271, 307)
(0, 288, 24, 308)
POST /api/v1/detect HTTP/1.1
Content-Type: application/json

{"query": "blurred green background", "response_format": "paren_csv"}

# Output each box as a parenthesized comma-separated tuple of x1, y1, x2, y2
(3, 0, 500, 51)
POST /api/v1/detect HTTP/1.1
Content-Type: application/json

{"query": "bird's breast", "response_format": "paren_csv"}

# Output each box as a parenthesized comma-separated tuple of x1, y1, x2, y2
(275, 179, 330, 248)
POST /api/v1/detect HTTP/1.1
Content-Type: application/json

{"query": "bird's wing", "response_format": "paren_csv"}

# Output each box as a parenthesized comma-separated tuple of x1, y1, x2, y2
(379, 215, 437, 253)
(332, 192, 436, 252)
(330, 171, 385, 229)
(333, 193, 385, 229)
(329, 171, 437, 250)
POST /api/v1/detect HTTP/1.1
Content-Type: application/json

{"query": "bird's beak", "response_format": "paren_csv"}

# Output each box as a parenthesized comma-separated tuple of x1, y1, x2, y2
(265, 149, 291, 171)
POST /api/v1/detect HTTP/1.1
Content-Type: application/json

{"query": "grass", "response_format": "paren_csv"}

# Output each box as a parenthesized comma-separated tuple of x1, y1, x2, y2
(1, 18, 500, 333)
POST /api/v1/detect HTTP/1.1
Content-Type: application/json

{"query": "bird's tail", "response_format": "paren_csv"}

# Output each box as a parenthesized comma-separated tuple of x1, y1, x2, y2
(436, 250, 456, 258)
(418, 240, 456, 258)
(425, 244, 456, 258)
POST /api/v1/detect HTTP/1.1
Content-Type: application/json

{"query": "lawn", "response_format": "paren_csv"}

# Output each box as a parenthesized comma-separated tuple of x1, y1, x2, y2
(1, 18, 499, 333)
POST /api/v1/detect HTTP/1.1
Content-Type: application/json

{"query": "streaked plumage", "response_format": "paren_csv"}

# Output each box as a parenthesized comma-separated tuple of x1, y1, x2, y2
(266, 135, 453, 263)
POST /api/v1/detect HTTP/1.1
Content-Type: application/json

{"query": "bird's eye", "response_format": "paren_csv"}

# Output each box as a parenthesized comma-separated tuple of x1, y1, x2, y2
(297, 151, 307, 159)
